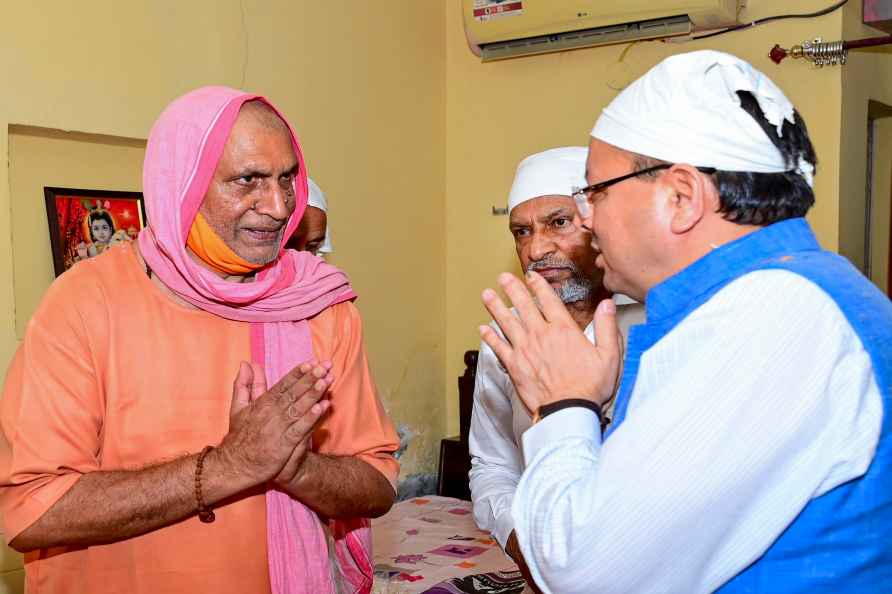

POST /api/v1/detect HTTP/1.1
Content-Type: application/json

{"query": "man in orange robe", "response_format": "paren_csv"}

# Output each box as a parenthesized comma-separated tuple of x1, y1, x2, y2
(0, 87, 399, 594)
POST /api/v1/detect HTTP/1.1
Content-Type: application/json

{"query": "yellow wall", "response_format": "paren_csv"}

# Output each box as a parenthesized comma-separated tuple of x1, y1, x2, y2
(8, 127, 146, 339)
(871, 116, 892, 294)
(839, 2, 892, 275)
(444, 0, 846, 433)
(0, 3, 445, 589)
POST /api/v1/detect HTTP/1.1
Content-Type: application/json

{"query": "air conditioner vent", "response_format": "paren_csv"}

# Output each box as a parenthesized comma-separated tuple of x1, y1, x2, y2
(479, 15, 691, 62)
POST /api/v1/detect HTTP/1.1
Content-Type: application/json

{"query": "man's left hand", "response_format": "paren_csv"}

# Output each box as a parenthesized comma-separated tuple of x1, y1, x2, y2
(479, 271, 621, 414)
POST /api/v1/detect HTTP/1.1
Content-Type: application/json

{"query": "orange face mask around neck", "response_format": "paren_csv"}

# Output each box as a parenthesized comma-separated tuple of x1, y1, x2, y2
(186, 212, 267, 276)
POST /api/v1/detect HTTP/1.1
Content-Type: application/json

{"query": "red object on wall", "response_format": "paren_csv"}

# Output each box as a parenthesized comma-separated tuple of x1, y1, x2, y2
(865, 0, 892, 33)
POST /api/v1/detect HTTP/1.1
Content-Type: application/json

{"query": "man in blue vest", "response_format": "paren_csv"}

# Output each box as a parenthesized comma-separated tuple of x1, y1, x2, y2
(478, 50, 892, 593)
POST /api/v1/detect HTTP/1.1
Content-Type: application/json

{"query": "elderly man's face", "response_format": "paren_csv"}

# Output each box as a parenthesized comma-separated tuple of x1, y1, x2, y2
(509, 195, 601, 303)
(582, 138, 670, 300)
(199, 104, 298, 266)
(285, 206, 327, 254)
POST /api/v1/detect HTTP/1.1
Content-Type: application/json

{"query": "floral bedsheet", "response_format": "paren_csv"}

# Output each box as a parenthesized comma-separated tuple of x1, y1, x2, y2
(371, 496, 530, 594)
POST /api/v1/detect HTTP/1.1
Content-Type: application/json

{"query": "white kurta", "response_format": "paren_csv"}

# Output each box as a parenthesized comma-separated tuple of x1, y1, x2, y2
(511, 270, 883, 594)
(468, 299, 645, 548)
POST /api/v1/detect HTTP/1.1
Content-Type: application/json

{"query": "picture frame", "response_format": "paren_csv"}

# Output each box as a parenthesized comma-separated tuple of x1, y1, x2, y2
(44, 187, 147, 277)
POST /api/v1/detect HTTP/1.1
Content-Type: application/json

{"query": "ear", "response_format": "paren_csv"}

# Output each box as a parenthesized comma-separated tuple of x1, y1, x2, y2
(663, 165, 711, 235)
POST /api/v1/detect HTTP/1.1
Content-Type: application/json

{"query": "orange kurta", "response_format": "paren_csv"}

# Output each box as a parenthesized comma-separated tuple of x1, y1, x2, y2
(0, 242, 399, 594)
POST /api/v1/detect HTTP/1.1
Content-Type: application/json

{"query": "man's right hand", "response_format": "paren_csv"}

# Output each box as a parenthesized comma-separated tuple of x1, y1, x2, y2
(480, 272, 621, 414)
(216, 360, 332, 488)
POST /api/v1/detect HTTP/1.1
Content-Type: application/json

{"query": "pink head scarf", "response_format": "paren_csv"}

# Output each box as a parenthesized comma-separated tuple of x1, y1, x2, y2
(138, 86, 372, 594)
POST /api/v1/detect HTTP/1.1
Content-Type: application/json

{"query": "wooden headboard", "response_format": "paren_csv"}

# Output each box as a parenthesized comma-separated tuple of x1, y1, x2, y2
(457, 350, 478, 443)
(436, 350, 479, 500)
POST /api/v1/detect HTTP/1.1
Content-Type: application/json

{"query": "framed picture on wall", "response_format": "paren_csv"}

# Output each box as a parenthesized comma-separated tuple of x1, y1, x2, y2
(44, 187, 147, 277)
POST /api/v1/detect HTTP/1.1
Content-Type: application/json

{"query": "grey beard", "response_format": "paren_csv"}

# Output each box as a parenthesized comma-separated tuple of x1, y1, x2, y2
(527, 257, 594, 305)
(556, 276, 593, 304)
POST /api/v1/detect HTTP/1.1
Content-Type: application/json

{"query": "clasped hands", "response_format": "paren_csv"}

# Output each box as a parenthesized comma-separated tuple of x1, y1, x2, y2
(480, 271, 622, 416)
(217, 359, 332, 492)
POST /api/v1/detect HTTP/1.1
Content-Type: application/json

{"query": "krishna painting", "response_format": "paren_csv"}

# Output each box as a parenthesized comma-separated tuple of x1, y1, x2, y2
(44, 187, 146, 276)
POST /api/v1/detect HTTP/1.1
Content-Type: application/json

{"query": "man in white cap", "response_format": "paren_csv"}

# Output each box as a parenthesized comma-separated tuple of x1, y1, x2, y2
(286, 177, 332, 255)
(478, 50, 892, 593)
(469, 147, 644, 590)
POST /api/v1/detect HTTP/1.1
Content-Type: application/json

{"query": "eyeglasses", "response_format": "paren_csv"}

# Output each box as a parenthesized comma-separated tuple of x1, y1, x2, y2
(572, 164, 717, 217)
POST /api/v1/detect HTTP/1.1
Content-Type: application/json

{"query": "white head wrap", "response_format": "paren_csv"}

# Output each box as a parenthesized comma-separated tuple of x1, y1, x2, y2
(591, 50, 814, 187)
(507, 147, 588, 212)
(306, 177, 332, 254)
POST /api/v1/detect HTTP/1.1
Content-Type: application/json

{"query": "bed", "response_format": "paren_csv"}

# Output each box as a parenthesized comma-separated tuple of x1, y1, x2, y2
(372, 495, 530, 594)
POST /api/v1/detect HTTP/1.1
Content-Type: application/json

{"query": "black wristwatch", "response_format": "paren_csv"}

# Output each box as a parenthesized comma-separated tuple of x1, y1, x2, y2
(534, 398, 608, 435)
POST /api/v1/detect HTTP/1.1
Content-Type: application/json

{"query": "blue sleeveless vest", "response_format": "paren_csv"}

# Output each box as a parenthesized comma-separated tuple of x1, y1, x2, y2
(606, 218, 892, 593)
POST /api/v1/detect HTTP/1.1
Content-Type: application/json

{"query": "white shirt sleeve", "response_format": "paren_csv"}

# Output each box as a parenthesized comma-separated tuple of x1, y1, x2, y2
(469, 333, 525, 549)
(511, 270, 883, 594)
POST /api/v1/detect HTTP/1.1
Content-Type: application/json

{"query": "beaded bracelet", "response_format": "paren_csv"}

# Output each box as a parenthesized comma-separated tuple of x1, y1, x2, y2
(194, 446, 216, 523)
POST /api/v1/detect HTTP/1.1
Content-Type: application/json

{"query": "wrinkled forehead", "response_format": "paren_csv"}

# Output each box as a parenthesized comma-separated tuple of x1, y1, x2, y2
(219, 101, 299, 171)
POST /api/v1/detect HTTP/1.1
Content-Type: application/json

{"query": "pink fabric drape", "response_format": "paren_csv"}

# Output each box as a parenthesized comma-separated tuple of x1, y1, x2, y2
(137, 86, 372, 594)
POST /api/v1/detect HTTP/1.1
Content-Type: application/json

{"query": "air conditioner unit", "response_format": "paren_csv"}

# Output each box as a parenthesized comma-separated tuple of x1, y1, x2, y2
(464, 1, 741, 62)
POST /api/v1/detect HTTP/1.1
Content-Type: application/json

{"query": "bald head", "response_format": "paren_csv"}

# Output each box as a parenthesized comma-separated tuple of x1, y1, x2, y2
(239, 100, 290, 134)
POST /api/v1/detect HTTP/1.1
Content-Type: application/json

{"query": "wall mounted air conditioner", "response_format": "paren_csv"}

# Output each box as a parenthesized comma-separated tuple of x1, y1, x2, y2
(464, 1, 741, 62)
